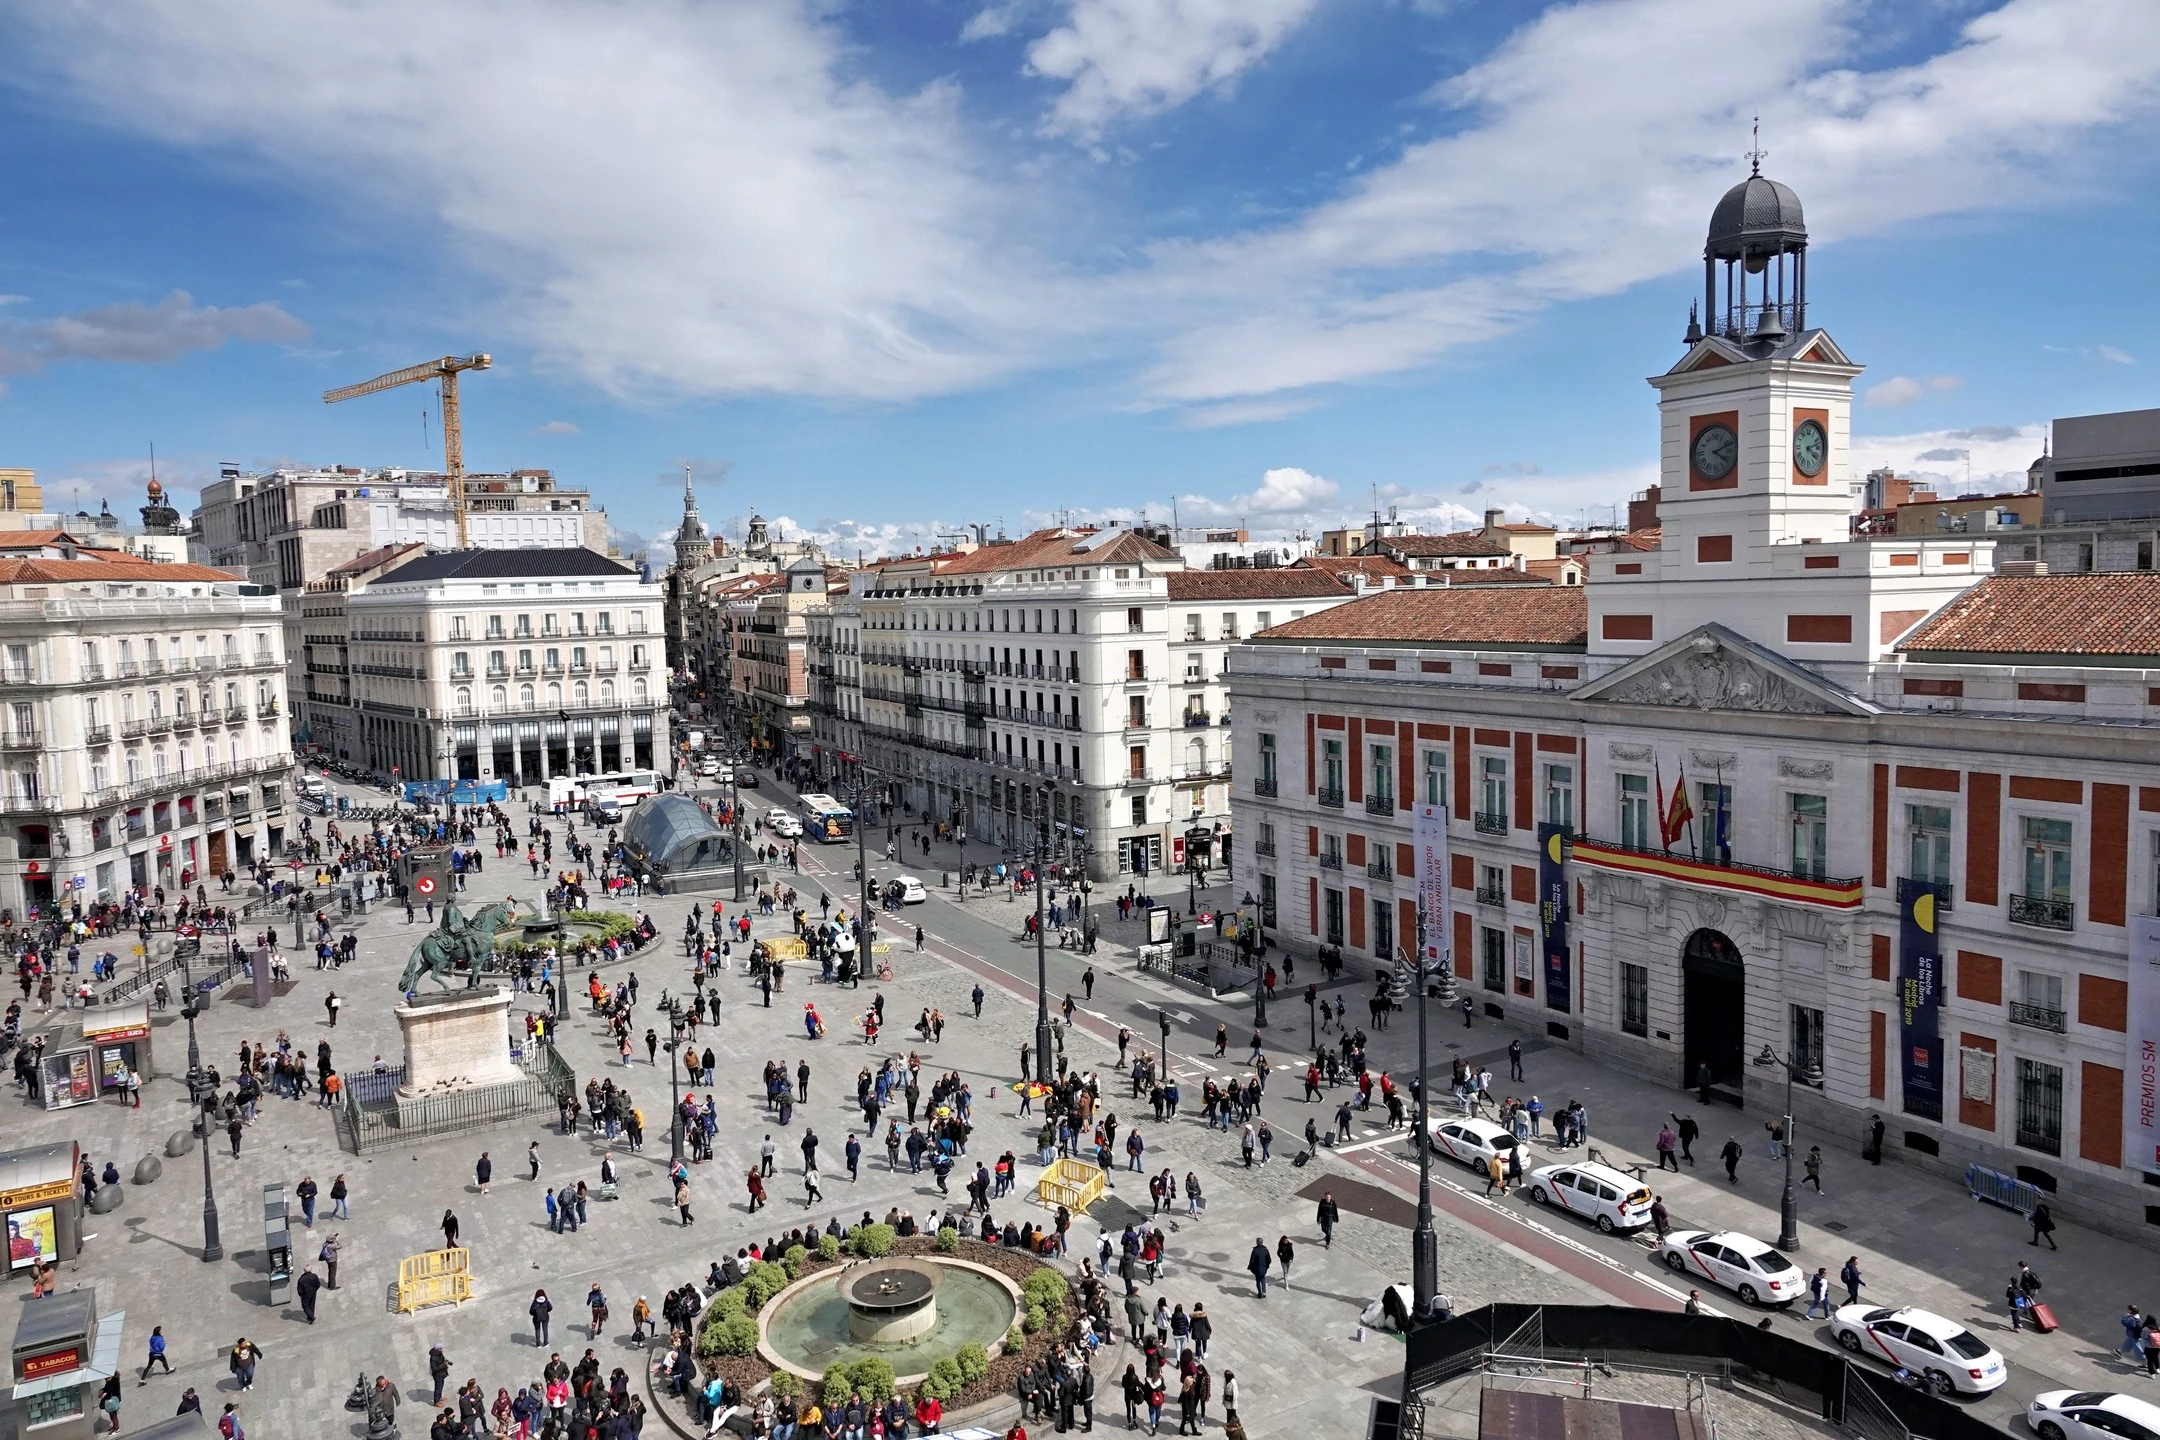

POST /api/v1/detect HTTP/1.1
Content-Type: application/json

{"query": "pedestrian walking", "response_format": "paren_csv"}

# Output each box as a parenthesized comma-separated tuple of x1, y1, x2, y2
(1276, 1235, 1295, 1288)
(475, 1152, 492, 1196)
(529, 1289, 553, 1346)
(1246, 1238, 1271, 1298)
(1802, 1146, 1823, 1193)
(1840, 1257, 1863, 1306)
(1649, 1195, 1671, 1240)
(676, 1179, 695, 1225)
(1864, 1112, 1885, 1165)
(1315, 1191, 1338, 1248)
(330, 1174, 349, 1219)
(2120, 1305, 2147, 1365)
(320, 1233, 340, 1288)
(441, 1208, 461, 1250)
(1670, 1112, 1699, 1165)
(2030, 1200, 2058, 1250)
(295, 1175, 318, 1226)
(527, 1142, 541, 1181)
(2007, 1277, 2029, 1333)
(297, 1266, 323, 1323)
(1655, 1124, 1679, 1171)
(429, 1344, 451, 1405)
(1719, 1136, 1742, 1183)
(587, 1284, 609, 1338)
(1804, 1268, 1831, 1320)
(228, 1338, 261, 1392)
(141, 1326, 173, 1380)
(1507, 1039, 1523, 1082)
(325, 991, 341, 1027)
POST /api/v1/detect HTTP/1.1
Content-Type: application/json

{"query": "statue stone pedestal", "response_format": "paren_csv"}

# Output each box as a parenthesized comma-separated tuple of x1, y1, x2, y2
(395, 986, 519, 1117)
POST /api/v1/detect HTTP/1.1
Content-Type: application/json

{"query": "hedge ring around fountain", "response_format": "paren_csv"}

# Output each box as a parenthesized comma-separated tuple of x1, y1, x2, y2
(758, 1257, 1021, 1384)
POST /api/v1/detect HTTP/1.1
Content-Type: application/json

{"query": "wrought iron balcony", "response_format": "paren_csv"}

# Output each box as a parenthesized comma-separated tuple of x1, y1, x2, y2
(1473, 810, 1509, 836)
(1365, 793, 1395, 817)
(1253, 839, 1276, 857)
(1366, 857, 1394, 881)
(2008, 894, 2074, 932)
(1252, 776, 1277, 798)
(1317, 852, 1342, 871)
(84, 724, 112, 745)
(2008, 1001, 2068, 1033)
(1317, 786, 1344, 810)
(1475, 884, 1507, 908)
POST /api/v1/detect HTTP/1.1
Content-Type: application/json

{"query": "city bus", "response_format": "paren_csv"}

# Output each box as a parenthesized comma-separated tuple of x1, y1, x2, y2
(798, 794, 855, 843)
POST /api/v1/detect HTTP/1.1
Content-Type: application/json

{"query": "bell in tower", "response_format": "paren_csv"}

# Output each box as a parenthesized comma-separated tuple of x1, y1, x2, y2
(1699, 127, 1808, 350)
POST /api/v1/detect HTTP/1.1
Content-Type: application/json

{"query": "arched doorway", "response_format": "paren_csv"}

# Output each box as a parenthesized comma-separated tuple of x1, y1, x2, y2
(1682, 928, 1746, 1098)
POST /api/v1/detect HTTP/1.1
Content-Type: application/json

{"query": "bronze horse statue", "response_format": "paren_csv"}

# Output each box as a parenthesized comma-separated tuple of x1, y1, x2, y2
(397, 901, 519, 992)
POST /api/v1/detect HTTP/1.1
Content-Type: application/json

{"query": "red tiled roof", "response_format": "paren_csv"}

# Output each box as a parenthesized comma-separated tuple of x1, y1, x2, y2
(1898, 574, 2160, 656)
(1422, 568, 1553, 587)
(1377, 532, 1511, 559)
(1294, 554, 1414, 580)
(1613, 528, 1661, 552)
(1254, 585, 1587, 647)
(1164, 569, 1352, 601)
(0, 558, 240, 584)
(329, 542, 426, 577)
(934, 527, 1178, 575)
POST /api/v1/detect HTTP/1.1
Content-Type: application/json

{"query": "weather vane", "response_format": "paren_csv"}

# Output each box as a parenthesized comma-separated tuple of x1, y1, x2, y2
(1745, 115, 1768, 176)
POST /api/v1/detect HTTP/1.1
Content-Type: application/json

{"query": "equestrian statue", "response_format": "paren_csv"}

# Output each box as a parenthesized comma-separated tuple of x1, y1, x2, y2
(397, 898, 519, 992)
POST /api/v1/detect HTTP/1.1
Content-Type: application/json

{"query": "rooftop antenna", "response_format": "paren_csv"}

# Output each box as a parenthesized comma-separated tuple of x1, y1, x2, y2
(1745, 115, 1768, 176)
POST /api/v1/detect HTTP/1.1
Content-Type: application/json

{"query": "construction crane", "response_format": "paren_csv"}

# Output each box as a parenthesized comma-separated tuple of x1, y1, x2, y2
(324, 353, 491, 548)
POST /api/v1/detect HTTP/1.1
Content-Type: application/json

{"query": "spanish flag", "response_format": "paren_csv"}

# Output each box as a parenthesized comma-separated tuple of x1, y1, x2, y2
(1663, 767, 1695, 851)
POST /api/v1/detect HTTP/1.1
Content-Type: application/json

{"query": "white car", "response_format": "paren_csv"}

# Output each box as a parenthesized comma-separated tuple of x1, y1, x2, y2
(1656, 1229, 1803, 1307)
(1524, 1160, 1654, 1234)
(1424, 1116, 1520, 1172)
(890, 875, 927, 904)
(768, 815, 804, 839)
(2031, 1392, 2160, 1440)
(1832, 1305, 2006, 1395)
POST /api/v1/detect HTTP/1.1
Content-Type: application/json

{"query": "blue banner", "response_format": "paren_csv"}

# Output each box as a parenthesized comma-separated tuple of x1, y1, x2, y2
(403, 779, 508, 805)
(1897, 878, 1946, 1122)
(1538, 823, 1570, 1013)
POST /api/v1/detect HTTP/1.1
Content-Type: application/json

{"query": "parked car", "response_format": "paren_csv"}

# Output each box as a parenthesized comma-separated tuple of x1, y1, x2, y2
(1655, 1229, 1804, 1307)
(1832, 1305, 2006, 1395)
(1423, 1116, 1520, 1172)
(1523, 1160, 1653, 1233)
(888, 875, 927, 904)
(2029, 1392, 2160, 1440)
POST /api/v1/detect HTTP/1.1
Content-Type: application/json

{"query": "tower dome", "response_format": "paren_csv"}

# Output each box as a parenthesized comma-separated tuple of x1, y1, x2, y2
(1705, 173, 1806, 265)
(1692, 142, 1810, 349)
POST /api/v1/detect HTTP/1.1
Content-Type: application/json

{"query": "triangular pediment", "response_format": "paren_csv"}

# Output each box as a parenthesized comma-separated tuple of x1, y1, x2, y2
(1667, 336, 1752, 374)
(1576, 622, 1878, 717)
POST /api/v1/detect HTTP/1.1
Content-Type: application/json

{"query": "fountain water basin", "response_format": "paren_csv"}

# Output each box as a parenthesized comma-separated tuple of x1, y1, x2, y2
(758, 1258, 1019, 1383)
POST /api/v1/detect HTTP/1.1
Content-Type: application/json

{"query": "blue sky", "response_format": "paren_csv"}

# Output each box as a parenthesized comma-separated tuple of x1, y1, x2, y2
(1, 0, 2157, 564)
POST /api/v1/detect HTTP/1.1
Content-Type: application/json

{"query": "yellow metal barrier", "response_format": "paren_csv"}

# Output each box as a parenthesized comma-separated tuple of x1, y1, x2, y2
(397, 1247, 472, 1314)
(1035, 1158, 1105, 1215)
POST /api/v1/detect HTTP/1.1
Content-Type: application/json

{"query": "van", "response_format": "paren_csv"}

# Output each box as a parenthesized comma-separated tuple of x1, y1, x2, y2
(1524, 1160, 1654, 1233)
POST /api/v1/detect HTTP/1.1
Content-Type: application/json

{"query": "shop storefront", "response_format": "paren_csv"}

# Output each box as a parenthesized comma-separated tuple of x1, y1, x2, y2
(0, 1144, 84, 1273)
(29, 1050, 96, 1112)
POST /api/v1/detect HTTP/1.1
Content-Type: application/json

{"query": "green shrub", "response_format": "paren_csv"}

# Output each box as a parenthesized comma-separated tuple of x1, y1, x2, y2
(850, 1222, 895, 1259)
(706, 1287, 748, 1323)
(1022, 1269, 1068, 1314)
(954, 1343, 989, 1385)
(742, 1260, 790, 1308)
(705, 1313, 760, 1357)
(768, 1372, 800, 1400)
(819, 1357, 897, 1408)
(815, 1232, 841, 1261)
(1022, 1303, 1046, 1334)
(934, 1226, 959, 1253)
(783, 1244, 808, 1280)
(1005, 1325, 1024, 1352)
(921, 1357, 964, 1402)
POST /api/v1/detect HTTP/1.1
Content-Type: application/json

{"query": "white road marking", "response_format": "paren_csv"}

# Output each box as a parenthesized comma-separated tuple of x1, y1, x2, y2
(1334, 1133, 1414, 1155)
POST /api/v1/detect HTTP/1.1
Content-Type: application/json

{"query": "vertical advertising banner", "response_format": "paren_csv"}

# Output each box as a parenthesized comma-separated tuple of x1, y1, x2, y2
(1897, 878, 1946, 1123)
(2126, 916, 2160, 1179)
(1414, 802, 1449, 971)
(1538, 823, 1570, 1013)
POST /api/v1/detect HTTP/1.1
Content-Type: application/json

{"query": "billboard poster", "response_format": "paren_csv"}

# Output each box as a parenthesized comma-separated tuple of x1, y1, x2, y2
(2126, 916, 2160, 1179)
(1413, 802, 1448, 971)
(7, 1206, 56, 1270)
(1538, 823, 1570, 1013)
(1897, 878, 1946, 1123)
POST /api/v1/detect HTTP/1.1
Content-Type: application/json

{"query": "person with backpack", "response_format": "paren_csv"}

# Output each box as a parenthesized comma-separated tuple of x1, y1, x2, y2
(218, 1402, 245, 1439)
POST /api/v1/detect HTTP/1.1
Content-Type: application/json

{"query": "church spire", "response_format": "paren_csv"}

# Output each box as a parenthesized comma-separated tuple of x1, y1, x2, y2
(674, 464, 712, 570)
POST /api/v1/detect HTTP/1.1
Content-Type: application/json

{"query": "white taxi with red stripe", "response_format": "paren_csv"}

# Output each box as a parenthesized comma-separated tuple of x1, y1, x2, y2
(1523, 1160, 1653, 1233)
(1833, 1305, 2006, 1394)
(1423, 1117, 1519, 1172)
(1656, 1229, 1803, 1307)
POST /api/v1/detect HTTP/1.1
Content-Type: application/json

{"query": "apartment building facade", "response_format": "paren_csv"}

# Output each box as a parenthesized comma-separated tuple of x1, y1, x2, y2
(0, 558, 294, 915)
(1231, 164, 2160, 1241)
(328, 548, 665, 786)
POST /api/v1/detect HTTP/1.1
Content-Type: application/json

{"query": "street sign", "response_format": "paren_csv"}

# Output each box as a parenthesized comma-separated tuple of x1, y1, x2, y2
(414, 874, 440, 898)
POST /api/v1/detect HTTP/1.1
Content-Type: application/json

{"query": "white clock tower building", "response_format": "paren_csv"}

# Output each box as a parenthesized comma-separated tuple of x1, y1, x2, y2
(1586, 163, 1990, 672)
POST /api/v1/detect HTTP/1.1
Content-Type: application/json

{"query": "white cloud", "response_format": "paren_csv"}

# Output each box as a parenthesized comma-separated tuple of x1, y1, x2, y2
(6, 0, 1053, 404)
(1178, 464, 1339, 520)
(2096, 344, 2135, 365)
(1027, 0, 1321, 136)
(961, 2, 1028, 42)
(1851, 421, 2044, 495)
(1864, 373, 1962, 407)
(535, 419, 580, 435)
(1132, 0, 2160, 406)
(1172, 396, 1321, 428)
(0, 290, 307, 377)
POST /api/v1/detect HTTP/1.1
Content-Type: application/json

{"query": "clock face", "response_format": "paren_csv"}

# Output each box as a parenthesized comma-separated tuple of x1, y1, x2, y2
(1691, 423, 1738, 481)
(1793, 419, 1827, 478)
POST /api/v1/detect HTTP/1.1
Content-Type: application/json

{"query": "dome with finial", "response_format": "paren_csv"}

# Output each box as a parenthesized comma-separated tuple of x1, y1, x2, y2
(1706, 172, 1806, 263)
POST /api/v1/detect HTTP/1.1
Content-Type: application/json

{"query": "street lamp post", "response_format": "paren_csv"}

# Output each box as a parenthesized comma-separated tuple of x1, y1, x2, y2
(1033, 808, 1053, 1085)
(1410, 903, 1438, 1318)
(854, 766, 873, 979)
(665, 999, 687, 1163)
(1753, 1045, 1818, 1251)
(728, 737, 745, 904)
(1157, 1007, 1171, 1076)
(1305, 983, 1317, 1051)
(181, 980, 222, 1263)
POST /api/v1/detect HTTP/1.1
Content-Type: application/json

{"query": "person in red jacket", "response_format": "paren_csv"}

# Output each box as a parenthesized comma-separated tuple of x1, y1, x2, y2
(914, 1390, 943, 1434)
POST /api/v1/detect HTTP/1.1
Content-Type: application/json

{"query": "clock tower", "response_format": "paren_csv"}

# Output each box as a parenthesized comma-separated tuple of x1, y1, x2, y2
(1586, 161, 1992, 663)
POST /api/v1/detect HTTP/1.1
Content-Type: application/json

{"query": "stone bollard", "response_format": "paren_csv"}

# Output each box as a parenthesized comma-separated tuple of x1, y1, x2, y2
(165, 1130, 197, 1158)
(133, 1153, 163, 1185)
(87, 1185, 123, 1215)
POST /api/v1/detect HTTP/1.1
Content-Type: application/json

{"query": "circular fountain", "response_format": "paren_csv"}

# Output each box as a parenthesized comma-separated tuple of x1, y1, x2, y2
(759, 1257, 1020, 1383)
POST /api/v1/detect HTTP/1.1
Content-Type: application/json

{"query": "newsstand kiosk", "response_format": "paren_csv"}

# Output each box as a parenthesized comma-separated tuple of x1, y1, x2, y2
(5, 1289, 122, 1440)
